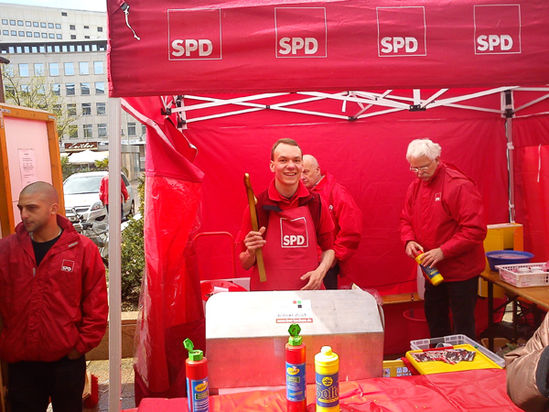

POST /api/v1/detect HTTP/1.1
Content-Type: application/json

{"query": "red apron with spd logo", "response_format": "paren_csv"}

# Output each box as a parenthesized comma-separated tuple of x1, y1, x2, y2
(251, 205, 318, 291)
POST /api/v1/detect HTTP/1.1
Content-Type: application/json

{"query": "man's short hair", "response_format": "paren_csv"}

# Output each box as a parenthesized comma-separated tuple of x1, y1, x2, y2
(406, 138, 442, 161)
(271, 138, 302, 160)
(20, 181, 59, 204)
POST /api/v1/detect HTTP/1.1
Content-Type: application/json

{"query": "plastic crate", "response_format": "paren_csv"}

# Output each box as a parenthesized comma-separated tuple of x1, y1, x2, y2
(382, 359, 412, 377)
(495, 263, 549, 287)
(410, 334, 505, 368)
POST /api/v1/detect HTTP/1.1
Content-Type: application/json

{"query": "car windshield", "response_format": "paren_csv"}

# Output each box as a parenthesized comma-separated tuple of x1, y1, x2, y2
(64, 175, 103, 194)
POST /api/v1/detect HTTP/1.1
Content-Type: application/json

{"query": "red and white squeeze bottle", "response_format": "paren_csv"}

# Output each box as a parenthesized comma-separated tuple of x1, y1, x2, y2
(184, 338, 209, 412)
(286, 323, 306, 412)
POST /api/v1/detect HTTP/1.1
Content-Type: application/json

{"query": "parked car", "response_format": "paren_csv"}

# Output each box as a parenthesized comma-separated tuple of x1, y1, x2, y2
(64, 171, 135, 223)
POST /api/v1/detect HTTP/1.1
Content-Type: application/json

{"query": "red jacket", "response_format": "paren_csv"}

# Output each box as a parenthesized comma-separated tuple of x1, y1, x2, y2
(309, 173, 362, 263)
(400, 162, 487, 281)
(0, 215, 108, 363)
(99, 175, 129, 205)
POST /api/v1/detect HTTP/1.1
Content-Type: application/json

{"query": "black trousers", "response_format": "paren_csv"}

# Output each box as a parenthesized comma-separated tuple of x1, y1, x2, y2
(7, 355, 86, 412)
(424, 275, 479, 340)
(323, 262, 340, 290)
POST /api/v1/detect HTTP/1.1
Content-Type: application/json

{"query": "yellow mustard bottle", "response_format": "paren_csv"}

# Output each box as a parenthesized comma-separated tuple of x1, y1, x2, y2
(315, 346, 339, 412)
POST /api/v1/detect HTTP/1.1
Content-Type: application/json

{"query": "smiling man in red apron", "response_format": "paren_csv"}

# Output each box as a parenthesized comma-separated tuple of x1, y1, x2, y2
(238, 138, 335, 290)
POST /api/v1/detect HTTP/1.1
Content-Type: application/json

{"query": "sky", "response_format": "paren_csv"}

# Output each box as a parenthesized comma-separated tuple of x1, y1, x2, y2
(3, 0, 107, 12)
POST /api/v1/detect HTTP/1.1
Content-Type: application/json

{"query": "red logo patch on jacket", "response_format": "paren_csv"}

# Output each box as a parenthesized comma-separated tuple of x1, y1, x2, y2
(280, 217, 310, 248)
(61, 259, 75, 272)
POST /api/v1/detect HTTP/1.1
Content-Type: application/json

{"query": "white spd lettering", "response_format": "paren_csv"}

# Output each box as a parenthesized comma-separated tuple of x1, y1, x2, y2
(282, 234, 306, 246)
(278, 37, 318, 55)
(380, 36, 418, 54)
(61, 265, 72, 272)
(171, 39, 213, 57)
(476, 34, 513, 52)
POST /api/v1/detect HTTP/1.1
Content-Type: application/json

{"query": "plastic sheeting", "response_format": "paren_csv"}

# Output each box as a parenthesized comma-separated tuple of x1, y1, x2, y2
(131, 113, 205, 403)
(134, 369, 521, 411)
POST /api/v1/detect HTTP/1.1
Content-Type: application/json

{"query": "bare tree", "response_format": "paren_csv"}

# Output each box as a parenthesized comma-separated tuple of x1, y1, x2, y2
(2, 67, 77, 139)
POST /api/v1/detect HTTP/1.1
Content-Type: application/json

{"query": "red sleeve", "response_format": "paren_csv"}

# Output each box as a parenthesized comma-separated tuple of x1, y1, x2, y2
(317, 199, 334, 251)
(331, 184, 362, 262)
(236, 206, 252, 254)
(121, 180, 129, 201)
(439, 179, 487, 258)
(99, 177, 107, 204)
(74, 238, 108, 355)
(399, 181, 417, 246)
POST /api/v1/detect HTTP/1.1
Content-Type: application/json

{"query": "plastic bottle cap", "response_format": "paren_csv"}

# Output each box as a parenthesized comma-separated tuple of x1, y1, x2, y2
(287, 323, 302, 346)
(188, 349, 203, 361)
(321, 346, 332, 355)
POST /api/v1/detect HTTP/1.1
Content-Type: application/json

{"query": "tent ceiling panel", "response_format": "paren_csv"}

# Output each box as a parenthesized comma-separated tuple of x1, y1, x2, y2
(107, 0, 549, 97)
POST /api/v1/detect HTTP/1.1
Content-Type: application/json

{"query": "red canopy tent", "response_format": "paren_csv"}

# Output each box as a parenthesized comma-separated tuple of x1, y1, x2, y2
(105, 0, 549, 409)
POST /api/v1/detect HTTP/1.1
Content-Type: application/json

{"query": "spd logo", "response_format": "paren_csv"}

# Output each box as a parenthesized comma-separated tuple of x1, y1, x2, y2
(168, 9, 222, 60)
(474, 5, 521, 55)
(61, 259, 75, 272)
(376, 6, 427, 57)
(280, 217, 309, 248)
(275, 7, 327, 58)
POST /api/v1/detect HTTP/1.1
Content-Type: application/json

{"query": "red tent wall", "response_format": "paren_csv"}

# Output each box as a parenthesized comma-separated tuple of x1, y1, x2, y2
(185, 105, 509, 292)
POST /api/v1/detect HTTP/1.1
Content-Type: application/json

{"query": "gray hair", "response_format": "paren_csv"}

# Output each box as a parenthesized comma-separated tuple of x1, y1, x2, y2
(406, 138, 441, 161)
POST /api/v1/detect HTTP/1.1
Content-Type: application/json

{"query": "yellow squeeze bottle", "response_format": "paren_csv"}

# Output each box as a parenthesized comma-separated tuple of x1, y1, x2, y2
(315, 346, 339, 412)
(415, 253, 444, 286)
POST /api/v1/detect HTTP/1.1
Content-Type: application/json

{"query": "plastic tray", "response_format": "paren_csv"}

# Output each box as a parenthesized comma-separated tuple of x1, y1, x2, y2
(406, 344, 502, 374)
(495, 263, 549, 287)
(410, 334, 505, 367)
(382, 359, 412, 377)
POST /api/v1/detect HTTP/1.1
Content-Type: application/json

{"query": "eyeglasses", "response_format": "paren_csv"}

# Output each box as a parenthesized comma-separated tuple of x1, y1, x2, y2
(409, 161, 433, 173)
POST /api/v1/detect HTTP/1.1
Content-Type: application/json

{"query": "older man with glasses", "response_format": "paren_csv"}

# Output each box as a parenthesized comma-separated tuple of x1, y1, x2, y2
(400, 138, 487, 340)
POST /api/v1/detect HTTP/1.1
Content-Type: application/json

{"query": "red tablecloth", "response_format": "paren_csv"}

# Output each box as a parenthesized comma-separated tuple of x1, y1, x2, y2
(133, 368, 520, 411)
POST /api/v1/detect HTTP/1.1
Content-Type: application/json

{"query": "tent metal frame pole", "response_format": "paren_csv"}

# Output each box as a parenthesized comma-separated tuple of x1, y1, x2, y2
(503, 90, 516, 223)
(107, 97, 122, 412)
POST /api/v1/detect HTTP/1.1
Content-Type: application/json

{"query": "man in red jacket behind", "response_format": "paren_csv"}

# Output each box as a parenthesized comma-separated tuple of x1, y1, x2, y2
(0, 181, 108, 412)
(302, 154, 362, 289)
(400, 139, 486, 339)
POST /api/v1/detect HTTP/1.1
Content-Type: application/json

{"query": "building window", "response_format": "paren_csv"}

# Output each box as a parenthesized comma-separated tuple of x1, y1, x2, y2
(70, 34, 76, 40)
(55, 23, 61, 29)
(48, 33, 55, 39)
(65, 83, 75, 96)
(64, 62, 74, 75)
(127, 122, 137, 136)
(56, 34, 62, 39)
(80, 83, 90, 95)
(41, 33, 47, 38)
(68, 124, 78, 138)
(17, 20, 23, 26)
(62, 45, 67, 52)
(83, 124, 93, 138)
(70, 24, 75, 30)
(26, 31, 32, 37)
(61, 12, 67, 17)
(18, 63, 29, 77)
(82, 103, 91, 116)
(84, 25, 89, 29)
(20, 84, 29, 93)
(51, 83, 61, 96)
(84, 35, 90, 39)
(18, 31, 24, 36)
(1, 19, 8, 25)
(79, 61, 89, 75)
(24, 46, 29, 53)
(93, 61, 104, 74)
(31, 46, 37, 53)
(9, 20, 16, 25)
(34, 32, 40, 37)
(91, 44, 97, 51)
(48, 23, 54, 29)
(53, 104, 61, 113)
(95, 82, 105, 95)
(69, 45, 75, 52)
(84, 44, 90, 51)
(40, 22, 46, 28)
(96, 102, 106, 115)
(33, 22, 39, 27)
(49, 62, 59, 76)
(34, 63, 44, 75)
(39, 46, 45, 52)
(11, 30, 16, 36)
(98, 123, 107, 137)
(67, 103, 76, 116)
(2, 30, 8, 35)
(97, 26, 103, 32)
(54, 45, 60, 52)
(25, 21, 31, 27)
